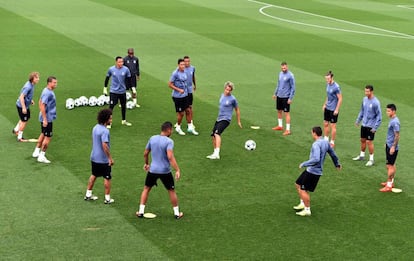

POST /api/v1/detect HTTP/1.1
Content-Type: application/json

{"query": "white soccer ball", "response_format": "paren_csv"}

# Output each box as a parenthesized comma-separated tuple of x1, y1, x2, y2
(79, 96, 88, 106)
(244, 140, 256, 151)
(126, 101, 135, 109)
(96, 96, 105, 106)
(65, 98, 75, 110)
(126, 92, 132, 100)
(88, 96, 97, 106)
(74, 98, 82, 107)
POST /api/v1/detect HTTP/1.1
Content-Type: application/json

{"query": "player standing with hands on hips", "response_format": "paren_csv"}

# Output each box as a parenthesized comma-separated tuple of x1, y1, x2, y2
(380, 104, 400, 192)
(352, 85, 382, 166)
(136, 121, 183, 219)
(103, 56, 132, 128)
(294, 126, 341, 217)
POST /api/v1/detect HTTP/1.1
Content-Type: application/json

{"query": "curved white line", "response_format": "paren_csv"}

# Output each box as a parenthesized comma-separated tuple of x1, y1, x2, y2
(249, 0, 414, 40)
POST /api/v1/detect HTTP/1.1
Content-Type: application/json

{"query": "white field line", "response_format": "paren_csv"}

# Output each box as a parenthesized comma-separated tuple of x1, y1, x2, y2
(248, 0, 414, 40)
(397, 5, 414, 10)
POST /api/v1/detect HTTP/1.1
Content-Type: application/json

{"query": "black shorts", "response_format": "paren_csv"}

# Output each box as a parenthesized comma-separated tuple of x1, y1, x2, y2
(211, 120, 230, 136)
(360, 126, 375, 141)
(172, 97, 189, 112)
(296, 170, 321, 192)
(109, 92, 127, 107)
(187, 93, 193, 106)
(16, 105, 30, 122)
(324, 108, 338, 123)
(126, 75, 137, 90)
(91, 161, 112, 180)
(145, 172, 175, 190)
(385, 145, 398, 165)
(276, 97, 290, 112)
(40, 122, 53, 137)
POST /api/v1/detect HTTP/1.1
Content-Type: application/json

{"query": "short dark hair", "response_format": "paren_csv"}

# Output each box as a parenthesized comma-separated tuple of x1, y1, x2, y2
(281, 61, 287, 66)
(161, 121, 173, 132)
(326, 70, 334, 77)
(183, 55, 190, 59)
(365, 85, 374, 91)
(47, 76, 56, 83)
(115, 56, 123, 61)
(312, 126, 323, 137)
(386, 104, 397, 111)
(177, 58, 185, 64)
(97, 108, 112, 125)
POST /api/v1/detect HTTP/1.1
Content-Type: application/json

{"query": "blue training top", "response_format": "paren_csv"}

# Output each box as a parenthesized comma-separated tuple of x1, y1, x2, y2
(356, 96, 382, 131)
(326, 81, 341, 111)
(107, 65, 131, 94)
(38, 87, 56, 122)
(274, 70, 295, 100)
(386, 116, 400, 150)
(170, 68, 188, 98)
(301, 138, 340, 175)
(184, 66, 195, 94)
(146, 135, 174, 174)
(16, 81, 35, 108)
(217, 94, 238, 122)
(90, 124, 110, 164)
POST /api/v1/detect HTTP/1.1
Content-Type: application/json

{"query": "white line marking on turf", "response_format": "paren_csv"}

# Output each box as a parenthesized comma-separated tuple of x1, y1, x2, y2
(397, 5, 414, 10)
(248, 0, 414, 40)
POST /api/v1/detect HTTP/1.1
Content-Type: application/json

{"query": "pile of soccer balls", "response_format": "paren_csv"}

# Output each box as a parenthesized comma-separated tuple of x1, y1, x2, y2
(65, 93, 136, 110)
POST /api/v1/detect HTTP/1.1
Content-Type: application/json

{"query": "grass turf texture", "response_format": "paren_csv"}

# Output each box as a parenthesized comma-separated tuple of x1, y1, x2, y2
(1, 0, 414, 259)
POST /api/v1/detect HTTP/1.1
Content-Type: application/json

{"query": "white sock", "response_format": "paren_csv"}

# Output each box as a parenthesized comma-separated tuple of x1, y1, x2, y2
(300, 199, 304, 205)
(33, 147, 40, 155)
(14, 123, 20, 132)
(18, 131, 23, 140)
(387, 181, 393, 187)
(286, 124, 291, 131)
(330, 140, 335, 145)
(360, 151, 365, 157)
(369, 154, 374, 161)
(133, 98, 137, 104)
(139, 204, 145, 214)
(305, 207, 310, 212)
(173, 206, 180, 216)
(86, 190, 92, 197)
(214, 148, 220, 155)
(39, 151, 45, 158)
(188, 123, 194, 129)
(105, 194, 111, 201)
(278, 119, 283, 127)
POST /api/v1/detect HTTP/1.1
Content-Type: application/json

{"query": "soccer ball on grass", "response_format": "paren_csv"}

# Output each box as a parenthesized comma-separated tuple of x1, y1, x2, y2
(244, 140, 256, 150)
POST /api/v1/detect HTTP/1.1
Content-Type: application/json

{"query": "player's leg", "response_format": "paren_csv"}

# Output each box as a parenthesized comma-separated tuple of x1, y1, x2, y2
(85, 164, 99, 201)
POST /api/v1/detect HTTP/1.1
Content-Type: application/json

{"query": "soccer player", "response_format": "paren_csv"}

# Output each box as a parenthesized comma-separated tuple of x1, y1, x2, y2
(103, 56, 132, 128)
(123, 48, 141, 107)
(136, 121, 183, 219)
(272, 61, 295, 136)
(32, 76, 58, 164)
(206, 81, 242, 160)
(380, 104, 400, 192)
(352, 85, 382, 166)
(294, 126, 341, 217)
(84, 108, 115, 203)
(183, 55, 198, 135)
(168, 58, 191, 136)
(13, 72, 40, 142)
(322, 71, 342, 147)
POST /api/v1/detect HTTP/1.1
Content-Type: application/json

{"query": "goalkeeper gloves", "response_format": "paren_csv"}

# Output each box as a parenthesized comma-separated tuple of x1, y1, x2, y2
(103, 87, 108, 96)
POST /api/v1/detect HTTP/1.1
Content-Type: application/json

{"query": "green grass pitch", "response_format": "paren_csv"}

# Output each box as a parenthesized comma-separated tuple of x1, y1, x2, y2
(1, 0, 414, 259)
